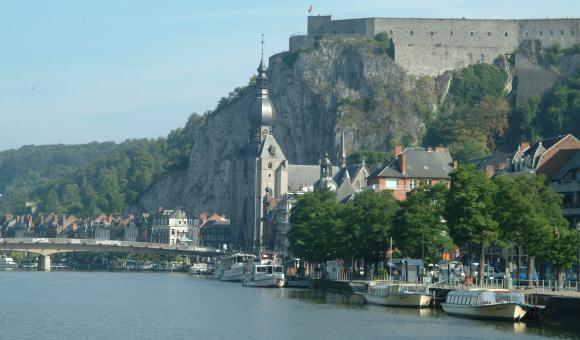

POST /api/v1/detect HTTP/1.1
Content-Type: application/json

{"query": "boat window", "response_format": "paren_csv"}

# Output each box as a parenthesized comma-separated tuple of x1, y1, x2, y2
(267, 266, 273, 274)
(257, 266, 267, 273)
(274, 266, 283, 273)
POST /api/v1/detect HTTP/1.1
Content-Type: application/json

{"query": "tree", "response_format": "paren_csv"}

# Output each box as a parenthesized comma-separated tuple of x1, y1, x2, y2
(494, 175, 556, 285)
(287, 189, 344, 263)
(61, 183, 82, 214)
(445, 165, 499, 285)
(394, 183, 452, 263)
(544, 226, 578, 289)
(342, 190, 399, 266)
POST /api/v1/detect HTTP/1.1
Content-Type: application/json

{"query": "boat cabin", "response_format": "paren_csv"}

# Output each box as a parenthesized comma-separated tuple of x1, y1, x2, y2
(369, 284, 429, 296)
(445, 289, 525, 306)
(252, 264, 284, 274)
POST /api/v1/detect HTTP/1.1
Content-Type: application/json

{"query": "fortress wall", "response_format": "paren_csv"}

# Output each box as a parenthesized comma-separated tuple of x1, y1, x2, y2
(289, 35, 316, 52)
(396, 44, 511, 76)
(518, 19, 580, 48)
(316, 18, 374, 36)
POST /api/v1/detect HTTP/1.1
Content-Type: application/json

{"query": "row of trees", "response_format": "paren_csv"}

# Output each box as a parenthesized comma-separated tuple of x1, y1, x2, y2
(287, 166, 578, 287)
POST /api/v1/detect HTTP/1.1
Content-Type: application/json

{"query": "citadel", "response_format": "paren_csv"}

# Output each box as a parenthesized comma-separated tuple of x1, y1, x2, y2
(229, 15, 580, 253)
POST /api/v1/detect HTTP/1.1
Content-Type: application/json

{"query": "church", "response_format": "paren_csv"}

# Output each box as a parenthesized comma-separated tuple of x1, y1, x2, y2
(229, 56, 368, 253)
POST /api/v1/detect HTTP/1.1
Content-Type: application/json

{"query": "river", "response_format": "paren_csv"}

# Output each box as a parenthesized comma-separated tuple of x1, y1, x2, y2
(0, 271, 578, 339)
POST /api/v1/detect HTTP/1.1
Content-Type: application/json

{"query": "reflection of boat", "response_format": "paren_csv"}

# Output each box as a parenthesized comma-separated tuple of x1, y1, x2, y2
(441, 289, 528, 321)
(189, 263, 210, 275)
(215, 253, 255, 282)
(364, 283, 432, 308)
(0, 255, 18, 269)
(242, 257, 285, 288)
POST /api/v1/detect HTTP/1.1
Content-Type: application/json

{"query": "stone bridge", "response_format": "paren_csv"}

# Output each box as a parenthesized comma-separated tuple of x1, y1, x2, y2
(0, 238, 225, 271)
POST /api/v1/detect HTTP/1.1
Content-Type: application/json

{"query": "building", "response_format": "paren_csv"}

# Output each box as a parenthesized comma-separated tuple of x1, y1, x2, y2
(291, 16, 580, 76)
(229, 55, 368, 253)
(200, 215, 231, 250)
(367, 145, 455, 200)
(150, 208, 195, 245)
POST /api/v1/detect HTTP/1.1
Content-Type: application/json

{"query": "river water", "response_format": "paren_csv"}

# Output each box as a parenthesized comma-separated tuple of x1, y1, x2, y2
(0, 271, 578, 340)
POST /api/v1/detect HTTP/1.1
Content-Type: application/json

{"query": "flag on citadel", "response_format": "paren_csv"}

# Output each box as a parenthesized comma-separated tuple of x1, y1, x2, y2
(308, 5, 312, 13)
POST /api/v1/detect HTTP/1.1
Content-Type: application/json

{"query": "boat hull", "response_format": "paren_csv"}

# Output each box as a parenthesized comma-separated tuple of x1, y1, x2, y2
(242, 276, 285, 288)
(364, 293, 432, 308)
(441, 303, 527, 321)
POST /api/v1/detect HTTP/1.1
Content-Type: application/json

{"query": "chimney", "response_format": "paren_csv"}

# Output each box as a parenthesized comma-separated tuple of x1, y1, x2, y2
(435, 146, 448, 153)
(400, 153, 407, 176)
(453, 160, 458, 169)
(394, 144, 403, 156)
(519, 142, 530, 150)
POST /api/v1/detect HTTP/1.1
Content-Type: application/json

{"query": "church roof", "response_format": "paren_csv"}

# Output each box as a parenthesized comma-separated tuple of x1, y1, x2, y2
(335, 178, 357, 202)
(372, 148, 453, 179)
(287, 164, 340, 191)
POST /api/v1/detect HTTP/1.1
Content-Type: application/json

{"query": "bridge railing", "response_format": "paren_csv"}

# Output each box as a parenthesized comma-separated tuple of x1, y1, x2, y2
(0, 238, 224, 254)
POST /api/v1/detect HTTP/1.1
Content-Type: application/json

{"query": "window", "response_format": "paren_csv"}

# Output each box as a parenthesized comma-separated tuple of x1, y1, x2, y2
(410, 179, 416, 190)
(430, 31, 434, 36)
(389, 30, 393, 35)
(504, 32, 509, 37)
(410, 30, 414, 36)
(561, 30, 565, 35)
(469, 31, 474, 37)
(450, 30, 454, 36)
(386, 179, 398, 189)
(551, 30, 554, 36)
(268, 162, 273, 169)
(539, 30, 543, 36)
(487, 32, 491, 36)
(525, 31, 528, 37)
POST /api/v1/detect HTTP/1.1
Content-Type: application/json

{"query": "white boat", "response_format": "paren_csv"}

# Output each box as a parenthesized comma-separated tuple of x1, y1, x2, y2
(441, 289, 528, 321)
(364, 283, 432, 308)
(214, 253, 255, 282)
(189, 263, 210, 275)
(242, 258, 285, 288)
(0, 255, 18, 269)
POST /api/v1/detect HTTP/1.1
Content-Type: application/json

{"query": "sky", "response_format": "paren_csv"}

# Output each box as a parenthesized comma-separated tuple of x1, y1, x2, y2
(1, 0, 578, 151)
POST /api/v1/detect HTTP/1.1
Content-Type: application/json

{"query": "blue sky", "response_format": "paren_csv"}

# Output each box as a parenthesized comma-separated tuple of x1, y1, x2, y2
(0, 0, 578, 151)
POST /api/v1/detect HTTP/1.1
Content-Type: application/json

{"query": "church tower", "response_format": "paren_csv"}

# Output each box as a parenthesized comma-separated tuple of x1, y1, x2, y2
(230, 44, 288, 253)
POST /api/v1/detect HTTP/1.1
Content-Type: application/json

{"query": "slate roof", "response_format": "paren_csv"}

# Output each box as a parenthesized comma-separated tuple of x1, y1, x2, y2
(373, 148, 453, 179)
(287, 164, 340, 191)
(470, 152, 511, 170)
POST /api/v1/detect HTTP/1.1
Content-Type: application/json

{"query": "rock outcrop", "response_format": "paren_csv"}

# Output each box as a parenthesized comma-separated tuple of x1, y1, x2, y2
(137, 37, 448, 214)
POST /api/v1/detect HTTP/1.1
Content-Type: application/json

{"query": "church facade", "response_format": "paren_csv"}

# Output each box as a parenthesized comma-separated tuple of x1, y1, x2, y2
(229, 57, 368, 253)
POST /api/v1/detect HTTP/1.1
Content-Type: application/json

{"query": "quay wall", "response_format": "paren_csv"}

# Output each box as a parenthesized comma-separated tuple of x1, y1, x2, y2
(527, 294, 580, 322)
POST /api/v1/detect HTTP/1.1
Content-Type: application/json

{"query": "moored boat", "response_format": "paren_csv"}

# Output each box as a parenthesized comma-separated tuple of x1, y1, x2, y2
(441, 289, 528, 321)
(242, 257, 285, 288)
(214, 253, 255, 282)
(364, 283, 432, 308)
(0, 254, 18, 269)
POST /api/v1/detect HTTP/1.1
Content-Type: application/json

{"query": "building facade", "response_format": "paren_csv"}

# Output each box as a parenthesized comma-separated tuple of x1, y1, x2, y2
(368, 145, 455, 200)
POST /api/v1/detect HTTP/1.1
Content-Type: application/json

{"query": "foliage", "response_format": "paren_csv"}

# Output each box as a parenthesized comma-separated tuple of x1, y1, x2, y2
(372, 33, 395, 59)
(347, 150, 391, 167)
(424, 64, 509, 161)
(287, 190, 345, 263)
(341, 190, 399, 263)
(393, 183, 452, 263)
(0, 113, 204, 216)
(288, 190, 399, 265)
(444, 165, 499, 283)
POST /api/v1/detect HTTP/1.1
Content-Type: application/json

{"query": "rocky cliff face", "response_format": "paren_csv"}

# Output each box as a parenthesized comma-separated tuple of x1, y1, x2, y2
(137, 37, 443, 214)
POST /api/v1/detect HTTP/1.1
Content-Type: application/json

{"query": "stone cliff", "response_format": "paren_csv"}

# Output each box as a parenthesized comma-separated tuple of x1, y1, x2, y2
(137, 37, 444, 214)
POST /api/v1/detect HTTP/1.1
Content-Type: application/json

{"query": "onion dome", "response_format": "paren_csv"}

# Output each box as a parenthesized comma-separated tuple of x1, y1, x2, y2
(314, 153, 338, 192)
(247, 57, 275, 128)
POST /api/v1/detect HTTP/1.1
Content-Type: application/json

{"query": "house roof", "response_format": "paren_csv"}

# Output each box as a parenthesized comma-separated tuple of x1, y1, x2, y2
(552, 150, 580, 180)
(372, 148, 453, 179)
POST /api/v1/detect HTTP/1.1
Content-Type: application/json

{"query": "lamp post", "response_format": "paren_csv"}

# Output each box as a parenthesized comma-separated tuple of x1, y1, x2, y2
(576, 222, 580, 292)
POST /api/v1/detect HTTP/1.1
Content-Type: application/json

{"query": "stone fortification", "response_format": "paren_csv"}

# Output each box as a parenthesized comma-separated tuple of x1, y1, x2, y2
(291, 16, 580, 76)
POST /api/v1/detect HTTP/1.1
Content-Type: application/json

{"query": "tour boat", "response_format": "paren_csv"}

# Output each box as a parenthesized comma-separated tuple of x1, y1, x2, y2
(441, 289, 528, 321)
(214, 253, 255, 282)
(363, 283, 432, 308)
(242, 258, 285, 288)
(0, 254, 18, 269)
